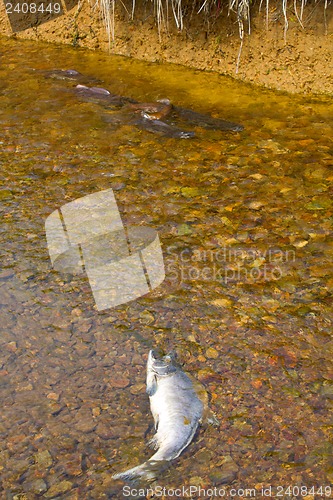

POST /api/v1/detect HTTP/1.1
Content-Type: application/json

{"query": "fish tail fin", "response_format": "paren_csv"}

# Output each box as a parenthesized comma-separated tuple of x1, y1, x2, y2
(112, 459, 168, 483)
(112, 461, 154, 482)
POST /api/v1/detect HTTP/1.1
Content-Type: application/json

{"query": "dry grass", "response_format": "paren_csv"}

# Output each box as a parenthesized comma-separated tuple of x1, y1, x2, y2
(93, 0, 331, 48)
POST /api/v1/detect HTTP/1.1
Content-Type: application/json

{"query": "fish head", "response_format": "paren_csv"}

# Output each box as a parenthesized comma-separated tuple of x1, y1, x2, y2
(146, 350, 178, 396)
(64, 69, 81, 77)
(148, 349, 178, 377)
(157, 98, 171, 105)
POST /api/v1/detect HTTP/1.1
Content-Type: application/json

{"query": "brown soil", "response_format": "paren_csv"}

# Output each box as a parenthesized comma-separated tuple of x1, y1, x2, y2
(1, 0, 332, 95)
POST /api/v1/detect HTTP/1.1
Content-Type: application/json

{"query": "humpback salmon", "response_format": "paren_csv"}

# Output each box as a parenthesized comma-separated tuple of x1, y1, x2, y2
(112, 349, 214, 482)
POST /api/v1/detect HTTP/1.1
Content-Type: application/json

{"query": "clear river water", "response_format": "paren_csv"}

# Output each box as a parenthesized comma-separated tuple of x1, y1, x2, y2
(0, 36, 333, 499)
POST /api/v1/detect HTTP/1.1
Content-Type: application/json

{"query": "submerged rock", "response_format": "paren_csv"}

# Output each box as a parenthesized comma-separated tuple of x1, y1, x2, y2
(35, 450, 53, 468)
(0, 189, 13, 201)
(209, 455, 239, 484)
(44, 480, 73, 498)
(28, 479, 48, 495)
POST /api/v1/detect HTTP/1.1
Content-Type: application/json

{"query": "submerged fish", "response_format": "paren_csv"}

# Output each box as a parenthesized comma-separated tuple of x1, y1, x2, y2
(75, 84, 136, 108)
(42, 70, 244, 136)
(112, 349, 213, 482)
(136, 114, 195, 139)
(43, 69, 84, 80)
(125, 98, 172, 120)
(42, 69, 101, 85)
(174, 106, 244, 132)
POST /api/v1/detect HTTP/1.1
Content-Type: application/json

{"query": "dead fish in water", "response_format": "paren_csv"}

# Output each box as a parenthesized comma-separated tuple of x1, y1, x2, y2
(112, 349, 217, 482)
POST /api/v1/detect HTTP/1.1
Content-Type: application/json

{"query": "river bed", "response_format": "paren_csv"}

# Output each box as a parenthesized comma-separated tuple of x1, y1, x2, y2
(0, 36, 332, 499)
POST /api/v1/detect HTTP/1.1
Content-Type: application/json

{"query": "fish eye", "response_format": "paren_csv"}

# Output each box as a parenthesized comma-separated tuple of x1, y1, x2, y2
(152, 347, 165, 356)
(151, 349, 161, 359)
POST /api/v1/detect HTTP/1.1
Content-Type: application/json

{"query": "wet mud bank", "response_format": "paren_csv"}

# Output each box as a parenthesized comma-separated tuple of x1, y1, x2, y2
(0, 0, 332, 95)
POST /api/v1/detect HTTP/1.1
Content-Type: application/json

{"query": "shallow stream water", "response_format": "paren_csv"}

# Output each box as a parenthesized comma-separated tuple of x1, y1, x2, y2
(0, 36, 333, 499)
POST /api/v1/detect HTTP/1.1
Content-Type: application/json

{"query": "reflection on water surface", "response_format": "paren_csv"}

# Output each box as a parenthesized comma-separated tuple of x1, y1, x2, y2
(0, 36, 333, 499)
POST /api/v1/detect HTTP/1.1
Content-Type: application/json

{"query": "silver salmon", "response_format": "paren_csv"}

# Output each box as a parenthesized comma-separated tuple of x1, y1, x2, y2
(112, 349, 205, 482)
